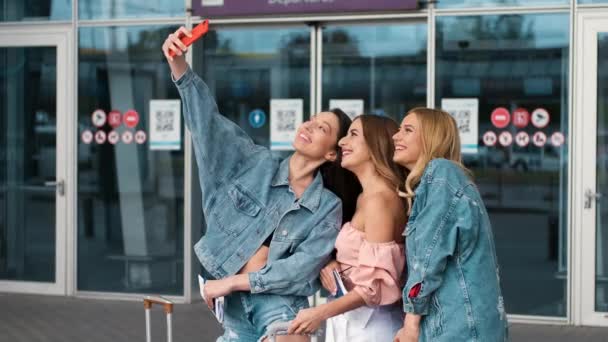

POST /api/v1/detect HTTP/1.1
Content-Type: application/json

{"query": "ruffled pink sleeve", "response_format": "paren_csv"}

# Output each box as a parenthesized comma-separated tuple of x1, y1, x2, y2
(350, 240, 405, 307)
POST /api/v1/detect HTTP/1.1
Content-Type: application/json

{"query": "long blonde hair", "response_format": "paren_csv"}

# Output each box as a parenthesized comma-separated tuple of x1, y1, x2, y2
(399, 107, 469, 212)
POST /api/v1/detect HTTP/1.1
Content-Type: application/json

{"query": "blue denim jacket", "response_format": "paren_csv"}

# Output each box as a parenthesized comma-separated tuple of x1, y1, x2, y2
(402, 159, 508, 342)
(173, 67, 342, 297)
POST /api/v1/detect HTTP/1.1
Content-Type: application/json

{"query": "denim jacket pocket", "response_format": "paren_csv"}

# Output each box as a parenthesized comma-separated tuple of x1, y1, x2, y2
(214, 183, 262, 236)
(228, 184, 262, 217)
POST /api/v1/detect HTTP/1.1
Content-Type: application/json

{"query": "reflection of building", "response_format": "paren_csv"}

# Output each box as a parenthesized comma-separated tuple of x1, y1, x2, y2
(1, 0, 608, 329)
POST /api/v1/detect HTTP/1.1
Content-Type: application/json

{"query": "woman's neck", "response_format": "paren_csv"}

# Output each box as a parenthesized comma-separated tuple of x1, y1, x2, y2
(288, 152, 325, 196)
(351, 163, 391, 194)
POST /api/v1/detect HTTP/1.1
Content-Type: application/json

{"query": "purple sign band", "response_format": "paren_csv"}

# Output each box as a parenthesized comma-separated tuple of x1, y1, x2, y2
(194, 0, 418, 18)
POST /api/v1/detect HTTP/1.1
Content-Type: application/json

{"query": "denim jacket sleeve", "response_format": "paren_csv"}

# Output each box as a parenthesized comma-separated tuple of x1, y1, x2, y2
(173, 66, 258, 191)
(402, 177, 462, 315)
(248, 201, 342, 297)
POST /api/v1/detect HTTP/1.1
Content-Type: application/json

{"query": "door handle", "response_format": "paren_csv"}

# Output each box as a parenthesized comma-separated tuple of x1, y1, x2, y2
(44, 179, 65, 196)
(584, 189, 602, 209)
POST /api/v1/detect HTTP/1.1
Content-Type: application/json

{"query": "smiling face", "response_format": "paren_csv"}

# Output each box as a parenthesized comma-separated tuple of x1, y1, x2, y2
(292, 111, 341, 162)
(338, 118, 372, 171)
(393, 113, 423, 171)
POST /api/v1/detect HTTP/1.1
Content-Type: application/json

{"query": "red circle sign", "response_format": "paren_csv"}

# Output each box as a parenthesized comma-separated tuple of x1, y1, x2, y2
(512, 108, 530, 129)
(483, 131, 497, 146)
(533, 131, 547, 147)
(108, 110, 122, 128)
(82, 130, 93, 144)
(499, 131, 513, 147)
(122, 131, 133, 144)
(108, 131, 120, 145)
(491, 108, 511, 129)
(95, 130, 106, 144)
(135, 130, 147, 144)
(123, 110, 140, 128)
(551, 132, 565, 147)
(531, 108, 550, 128)
(515, 131, 530, 147)
(92, 109, 107, 128)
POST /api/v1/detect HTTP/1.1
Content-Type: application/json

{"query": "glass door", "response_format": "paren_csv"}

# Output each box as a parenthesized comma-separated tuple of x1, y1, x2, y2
(576, 12, 608, 327)
(0, 28, 70, 295)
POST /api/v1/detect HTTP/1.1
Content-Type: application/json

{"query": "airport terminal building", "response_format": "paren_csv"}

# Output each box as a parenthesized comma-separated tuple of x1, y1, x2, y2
(0, 0, 607, 327)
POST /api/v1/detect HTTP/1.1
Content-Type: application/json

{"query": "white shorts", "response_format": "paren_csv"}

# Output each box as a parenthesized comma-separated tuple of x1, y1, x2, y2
(325, 303, 404, 342)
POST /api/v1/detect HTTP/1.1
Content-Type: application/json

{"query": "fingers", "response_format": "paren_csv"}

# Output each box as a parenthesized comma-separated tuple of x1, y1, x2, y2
(203, 288, 213, 310)
(294, 323, 308, 335)
(177, 26, 192, 38)
(320, 269, 336, 294)
(161, 26, 192, 61)
(169, 33, 188, 52)
(287, 320, 299, 335)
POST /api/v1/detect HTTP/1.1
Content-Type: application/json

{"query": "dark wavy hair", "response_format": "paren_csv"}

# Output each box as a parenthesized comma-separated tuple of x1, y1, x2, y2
(320, 108, 362, 223)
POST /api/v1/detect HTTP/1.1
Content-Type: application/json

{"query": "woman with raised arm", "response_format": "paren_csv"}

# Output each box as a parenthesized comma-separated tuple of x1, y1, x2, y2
(162, 27, 359, 342)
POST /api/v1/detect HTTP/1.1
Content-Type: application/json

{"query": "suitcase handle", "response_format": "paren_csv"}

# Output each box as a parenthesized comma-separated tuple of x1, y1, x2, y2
(143, 296, 174, 314)
(144, 296, 174, 342)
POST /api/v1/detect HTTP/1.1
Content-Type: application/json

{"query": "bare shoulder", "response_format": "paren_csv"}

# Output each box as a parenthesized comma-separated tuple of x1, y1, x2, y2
(360, 191, 404, 243)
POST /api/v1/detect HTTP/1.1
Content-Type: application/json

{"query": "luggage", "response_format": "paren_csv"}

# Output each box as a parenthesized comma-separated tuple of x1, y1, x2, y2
(143, 296, 174, 342)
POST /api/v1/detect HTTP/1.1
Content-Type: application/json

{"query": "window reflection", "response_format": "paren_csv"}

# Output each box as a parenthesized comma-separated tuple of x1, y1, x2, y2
(0, 0, 71, 21)
(193, 26, 311, 153)
(78, 25, 184, 294)
(322, 23, 427, 122)
(436, 0, 568, 8)
(436, 14, 570, 316)
(596, 33, 608, 312)
(0, 47, 57, 282)
(79, 0, 183, 20)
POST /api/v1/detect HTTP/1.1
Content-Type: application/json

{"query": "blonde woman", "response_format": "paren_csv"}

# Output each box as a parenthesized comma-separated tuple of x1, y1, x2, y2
(392, 108, 508, 342)
(287, 115, 407, 341)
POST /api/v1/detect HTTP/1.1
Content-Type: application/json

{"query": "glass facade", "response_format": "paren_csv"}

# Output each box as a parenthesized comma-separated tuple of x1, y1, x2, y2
(0, 0, 71, 21)
(322, 23, 427, 121)
(0, 0, 607, 326)
(0, 46, 57, 282)
(436, 13, 570, 316)
(77, 25, 184, 294)
(193, 26, 311, 151)
(78, 0, 183, 20)
(596, 33, 608, 312)
(437, 0, 568, 8)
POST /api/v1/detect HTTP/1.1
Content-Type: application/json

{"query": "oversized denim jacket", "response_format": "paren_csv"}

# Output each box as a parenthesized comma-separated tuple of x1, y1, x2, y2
(402, 159, 508, 342)
(174, 66, 342, 296)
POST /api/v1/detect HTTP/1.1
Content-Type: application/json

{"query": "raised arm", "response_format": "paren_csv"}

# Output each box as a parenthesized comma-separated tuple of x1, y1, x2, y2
(162, 27, 263, 194)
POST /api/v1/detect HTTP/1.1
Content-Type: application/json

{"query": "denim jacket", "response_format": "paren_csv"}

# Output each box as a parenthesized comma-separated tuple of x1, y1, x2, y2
(173, 67, 342, 297)
(402, 159, 508, 342)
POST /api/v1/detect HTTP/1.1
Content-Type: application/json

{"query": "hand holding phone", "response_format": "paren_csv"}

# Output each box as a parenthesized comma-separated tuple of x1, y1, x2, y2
(168, 20, 209, 58)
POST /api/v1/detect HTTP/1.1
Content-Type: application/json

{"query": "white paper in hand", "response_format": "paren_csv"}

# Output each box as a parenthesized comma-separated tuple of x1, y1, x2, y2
(332, 269, 349, 298)
(198, 274, 225, 323)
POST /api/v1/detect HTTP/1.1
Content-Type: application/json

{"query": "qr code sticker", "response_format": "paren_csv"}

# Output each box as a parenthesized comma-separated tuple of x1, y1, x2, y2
(276, 110, 296, 132)
(450, 110, 471, 134)
(155, 110, 174, 132)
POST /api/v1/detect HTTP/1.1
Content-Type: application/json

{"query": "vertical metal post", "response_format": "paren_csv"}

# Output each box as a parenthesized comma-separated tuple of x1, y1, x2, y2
(167, 313, 173, 342)
(145, 308, 151, 342)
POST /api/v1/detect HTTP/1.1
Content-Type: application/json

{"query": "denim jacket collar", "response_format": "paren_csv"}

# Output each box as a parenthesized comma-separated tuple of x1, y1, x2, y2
(271, 157, 323, 212)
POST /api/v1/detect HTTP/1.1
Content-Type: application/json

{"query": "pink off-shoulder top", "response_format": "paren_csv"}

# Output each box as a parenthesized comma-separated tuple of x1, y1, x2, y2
(335, 222, 405, 307)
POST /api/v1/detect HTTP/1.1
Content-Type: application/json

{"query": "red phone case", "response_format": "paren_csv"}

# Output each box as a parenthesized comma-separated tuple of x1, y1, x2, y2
(169, 20, 209, 57)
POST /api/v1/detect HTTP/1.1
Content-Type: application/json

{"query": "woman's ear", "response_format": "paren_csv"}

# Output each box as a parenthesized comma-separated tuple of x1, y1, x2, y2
(325, 150, 338, 163)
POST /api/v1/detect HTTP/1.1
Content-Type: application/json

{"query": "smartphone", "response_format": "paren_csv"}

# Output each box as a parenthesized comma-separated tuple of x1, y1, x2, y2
(169, 20, 209, 58)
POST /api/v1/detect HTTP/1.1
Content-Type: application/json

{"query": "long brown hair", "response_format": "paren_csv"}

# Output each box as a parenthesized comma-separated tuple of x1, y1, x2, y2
(356, 115, 407, 198)
(399, 107, 469, 212)
(320, 108, 361, 223)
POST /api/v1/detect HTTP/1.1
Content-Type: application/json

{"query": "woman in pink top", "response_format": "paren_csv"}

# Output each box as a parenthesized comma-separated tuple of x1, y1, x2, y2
(288, 115, 408, 341)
